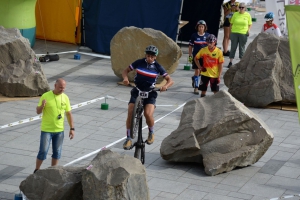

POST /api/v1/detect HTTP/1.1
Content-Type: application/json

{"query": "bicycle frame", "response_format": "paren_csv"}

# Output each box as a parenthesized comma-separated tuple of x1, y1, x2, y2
(130, 87, 158, 164)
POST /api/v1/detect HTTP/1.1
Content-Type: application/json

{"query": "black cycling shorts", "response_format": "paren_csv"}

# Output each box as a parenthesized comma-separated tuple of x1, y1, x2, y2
(198, 75, 219, 92)
(223, 18, 230, 27)
(129, 87, 157, 105)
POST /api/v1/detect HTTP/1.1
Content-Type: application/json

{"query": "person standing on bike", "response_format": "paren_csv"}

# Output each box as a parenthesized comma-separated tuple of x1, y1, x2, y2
(194, 34, 224, 97)
(189, 20, 210, 95)
(122, 45, 174, 150)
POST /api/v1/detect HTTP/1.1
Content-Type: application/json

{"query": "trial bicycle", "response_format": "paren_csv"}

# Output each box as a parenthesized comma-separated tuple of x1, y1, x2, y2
(129, 87, 161, 164)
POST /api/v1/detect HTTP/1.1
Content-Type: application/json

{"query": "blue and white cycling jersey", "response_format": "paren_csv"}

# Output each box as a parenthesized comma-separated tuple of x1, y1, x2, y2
(129, 58, 168, 91)
(189, 32, 210, 57)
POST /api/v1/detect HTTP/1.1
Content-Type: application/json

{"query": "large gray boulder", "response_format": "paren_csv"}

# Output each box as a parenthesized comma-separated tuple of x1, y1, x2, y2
(110, 26, 182, 84)
(0, 26, 49, 97)
(82, 150, 149, 200)
(19, 166, 84, 200)
(224, 32, 295, 107)
(160, 90, 274, 176)
(19, 150, 149, 200)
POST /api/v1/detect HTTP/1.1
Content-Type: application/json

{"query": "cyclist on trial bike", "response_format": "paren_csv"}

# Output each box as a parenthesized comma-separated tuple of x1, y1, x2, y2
(122, 45, 174, 150)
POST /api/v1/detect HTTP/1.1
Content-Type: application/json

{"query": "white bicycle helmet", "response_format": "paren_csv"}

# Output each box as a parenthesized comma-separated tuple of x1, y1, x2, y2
(195, 20, 207, 30)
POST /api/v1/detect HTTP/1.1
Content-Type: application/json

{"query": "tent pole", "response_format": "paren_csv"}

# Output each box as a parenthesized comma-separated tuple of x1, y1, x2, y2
(81, 3, 86, 47)
(176, 0, 184, 43)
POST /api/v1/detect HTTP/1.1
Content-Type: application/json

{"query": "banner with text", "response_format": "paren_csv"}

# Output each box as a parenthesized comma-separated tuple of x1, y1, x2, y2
(286, 5, 300, 122)
(289, 0, 300, 5)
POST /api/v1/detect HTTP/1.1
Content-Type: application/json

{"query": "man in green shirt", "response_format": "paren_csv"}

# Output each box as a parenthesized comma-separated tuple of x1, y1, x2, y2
(34, 78, 75, 173)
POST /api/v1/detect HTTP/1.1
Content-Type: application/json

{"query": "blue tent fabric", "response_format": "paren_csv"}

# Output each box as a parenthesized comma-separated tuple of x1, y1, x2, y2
(83, 0, 182, 55)
(179, 0, 224, 42)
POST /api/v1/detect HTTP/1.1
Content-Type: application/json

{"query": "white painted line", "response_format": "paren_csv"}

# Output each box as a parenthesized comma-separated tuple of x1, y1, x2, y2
(270, 194, 300, 200)
(0, 97, 105, 129)
(63, 102, 186, 166)
(63, 137, 126, 166)
(0, 95, 177, 129)
(0, 115, 42, 129)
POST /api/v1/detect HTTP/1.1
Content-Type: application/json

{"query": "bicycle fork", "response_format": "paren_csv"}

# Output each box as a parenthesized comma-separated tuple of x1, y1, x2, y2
(132, 112, 145, 164)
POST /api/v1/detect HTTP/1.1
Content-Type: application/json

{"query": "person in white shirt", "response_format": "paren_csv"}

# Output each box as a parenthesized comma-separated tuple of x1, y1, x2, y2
(261, 12, 282, 37)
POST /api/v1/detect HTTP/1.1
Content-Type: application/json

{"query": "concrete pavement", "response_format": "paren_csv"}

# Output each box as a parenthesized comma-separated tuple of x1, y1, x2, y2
(0, 9, 300, 200)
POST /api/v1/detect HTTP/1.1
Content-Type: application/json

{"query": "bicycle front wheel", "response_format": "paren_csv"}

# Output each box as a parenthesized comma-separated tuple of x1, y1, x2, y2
(134, 117, 145, 164)
(130, 96, 142, 139)
(134, 147, 145, 164)
(134, 148, 141, 160)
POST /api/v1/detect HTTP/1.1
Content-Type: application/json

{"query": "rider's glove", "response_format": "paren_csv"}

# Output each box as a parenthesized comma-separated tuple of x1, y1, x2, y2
(188, 55, 193, 63)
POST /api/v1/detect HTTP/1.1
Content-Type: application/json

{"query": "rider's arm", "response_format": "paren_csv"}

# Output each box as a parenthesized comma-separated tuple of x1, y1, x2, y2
(248, 24, 252, 35)
(194, 56, 201, 69)
(217, 62, 223, 84)
(188, 45, 193, 57)
(122, 67, 131, 85)
(161, 75, 173, 92)
(194, 50, 202, 69)
(218, 63, 223, 78)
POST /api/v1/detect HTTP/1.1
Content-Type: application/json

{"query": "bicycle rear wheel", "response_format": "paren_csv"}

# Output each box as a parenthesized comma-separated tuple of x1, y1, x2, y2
(130, 96, 142, 139)
(134, 116, 145, 164)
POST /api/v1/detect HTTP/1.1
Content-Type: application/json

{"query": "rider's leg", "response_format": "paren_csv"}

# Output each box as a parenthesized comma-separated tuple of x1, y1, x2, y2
(144, 104, 155, 145)
(125, 88, 139, 135)
(228, 32, 238, 68)
(192, 60, 200, 94)
(126, 103, 135, 131)
(123, 102, 135, 150)
(210, 78, 220, 94)
(223, 26, 230, 54)
(238, 33, 248, 59)
(222, 17, 231, 56)
(144, 104, 155, 127)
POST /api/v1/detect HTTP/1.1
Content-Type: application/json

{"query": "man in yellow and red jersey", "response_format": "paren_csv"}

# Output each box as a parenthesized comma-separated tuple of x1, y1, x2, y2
(194, 34, 224, 97)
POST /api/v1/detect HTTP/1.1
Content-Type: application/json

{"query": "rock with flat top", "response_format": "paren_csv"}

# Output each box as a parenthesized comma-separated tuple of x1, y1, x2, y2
(82, 149, 150, 200)
(110, 26, 182, 84)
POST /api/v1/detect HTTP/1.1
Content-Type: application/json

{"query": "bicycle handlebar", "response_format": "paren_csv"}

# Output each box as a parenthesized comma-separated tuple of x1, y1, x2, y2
(136, 87, 167, 92)
(154, 88, 167, 92)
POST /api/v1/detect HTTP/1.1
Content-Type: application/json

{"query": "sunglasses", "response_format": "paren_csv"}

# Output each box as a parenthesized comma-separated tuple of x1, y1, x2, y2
(239, 7, 244, 9)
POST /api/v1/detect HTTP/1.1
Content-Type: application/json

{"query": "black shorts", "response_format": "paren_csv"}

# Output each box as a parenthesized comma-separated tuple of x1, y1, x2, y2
(129, 87, 157, 105)
(192, 58, 203, 69)
(223, 18, 230, 27)
(198, 75, 219, 92)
